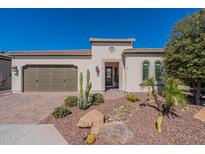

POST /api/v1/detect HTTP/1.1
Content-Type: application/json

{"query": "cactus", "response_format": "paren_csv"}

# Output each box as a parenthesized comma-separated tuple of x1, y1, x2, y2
(80, 72, 83, 98)
(85, 70, 92, 104)
(78, 72, 86, 109)
(156, 112, 163, 134)
(78, 97, 88, 110)
(78, 70, 92, 110)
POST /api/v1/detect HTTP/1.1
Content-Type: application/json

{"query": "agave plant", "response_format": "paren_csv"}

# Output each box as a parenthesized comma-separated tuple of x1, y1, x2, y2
(162, 77, 187, 114)
(141, 77, 162, 111)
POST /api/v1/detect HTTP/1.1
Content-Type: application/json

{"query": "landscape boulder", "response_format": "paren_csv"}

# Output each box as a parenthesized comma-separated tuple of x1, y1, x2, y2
(77, 109, 104, 134)
(105, 104, 138, 123)
(98, 121, 134, 144)
(194, 108, 205, 123)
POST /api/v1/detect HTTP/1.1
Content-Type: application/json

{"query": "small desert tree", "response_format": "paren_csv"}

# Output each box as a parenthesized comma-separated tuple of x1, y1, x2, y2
(163, 10, 205, 105)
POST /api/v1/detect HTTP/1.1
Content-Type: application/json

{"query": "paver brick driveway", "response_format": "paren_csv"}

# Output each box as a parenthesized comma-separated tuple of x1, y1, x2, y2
(0, 92, 78, 124)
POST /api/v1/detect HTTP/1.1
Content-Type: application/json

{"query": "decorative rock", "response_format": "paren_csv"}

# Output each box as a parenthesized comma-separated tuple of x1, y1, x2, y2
(85, 135, 95, 144)
(105, 104, 138, 123)
(98, 121, 134, 144)
(194, 108, 205, 123)
(77, 117, 92, 128)
(82, 135, 88, 142)
(91, 121, 103, 135)
(77, 110, 104, 135)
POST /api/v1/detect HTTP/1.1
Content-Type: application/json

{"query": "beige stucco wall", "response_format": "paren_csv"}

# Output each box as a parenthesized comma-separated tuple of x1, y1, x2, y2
(0, 59, 11, 90)
(11, 56, 91, 93)
(11, 42, 164, 93)
(125, 54, 162, 92)
(90, 42, 132, 91)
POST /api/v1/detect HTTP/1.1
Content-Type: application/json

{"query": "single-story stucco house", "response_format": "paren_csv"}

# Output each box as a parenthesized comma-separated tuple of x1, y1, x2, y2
(0, 52, 11, 91)
(9, 38, 164, 93)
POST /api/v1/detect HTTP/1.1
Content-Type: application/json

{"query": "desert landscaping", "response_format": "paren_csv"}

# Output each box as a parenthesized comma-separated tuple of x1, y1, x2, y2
(40, 93, 205, 145)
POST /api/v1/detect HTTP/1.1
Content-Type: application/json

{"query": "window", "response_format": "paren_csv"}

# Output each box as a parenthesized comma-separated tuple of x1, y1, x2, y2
(155, 61, 161, 81)
(143, 61, 149, 80)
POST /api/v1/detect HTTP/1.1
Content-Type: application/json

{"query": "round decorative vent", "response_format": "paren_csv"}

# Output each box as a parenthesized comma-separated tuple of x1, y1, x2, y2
(109, 47, 116, 53)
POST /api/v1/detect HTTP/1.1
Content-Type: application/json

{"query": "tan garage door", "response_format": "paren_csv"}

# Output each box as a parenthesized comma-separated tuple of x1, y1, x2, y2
(23, 65, 78, 92)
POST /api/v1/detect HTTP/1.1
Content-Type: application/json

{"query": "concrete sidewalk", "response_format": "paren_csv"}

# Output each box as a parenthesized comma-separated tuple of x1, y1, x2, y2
(0, 124, 68, 145)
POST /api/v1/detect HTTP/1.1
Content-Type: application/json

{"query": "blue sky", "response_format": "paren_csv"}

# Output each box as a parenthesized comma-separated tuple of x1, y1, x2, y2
(0, 8, 200, 51)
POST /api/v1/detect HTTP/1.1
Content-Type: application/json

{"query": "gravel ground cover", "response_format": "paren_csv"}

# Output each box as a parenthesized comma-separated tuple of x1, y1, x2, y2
(40, 94, 205, 145)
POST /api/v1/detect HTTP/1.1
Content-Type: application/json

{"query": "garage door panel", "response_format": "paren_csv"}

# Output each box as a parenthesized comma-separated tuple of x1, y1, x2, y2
(50, 85, 67, 91)
(24, 71, 37, 76)
(64, 73, 78, 77)
(64, 80, 77, 85)
(37, 72, 50, 76)
(37, 85, 51, 91)
(24, 78, 36, 84)
(64, 76, 78, 80)
(37, 79, 50, 84)
(64, 70, 77, 74)
(23, 65, 78, 92)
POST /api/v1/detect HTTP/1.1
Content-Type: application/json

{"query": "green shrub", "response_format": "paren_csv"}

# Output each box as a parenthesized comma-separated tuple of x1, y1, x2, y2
(65, 96, 78, 107)
(90, 93, 104, 105)
(53, 107, 72, 118)
(127, 94, 140, 102)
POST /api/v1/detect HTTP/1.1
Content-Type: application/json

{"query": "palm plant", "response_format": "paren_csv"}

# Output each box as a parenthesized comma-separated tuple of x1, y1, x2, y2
(162, 77, 187, 114)
(141, 77, 162, 111)
(141, 77, 188, 134)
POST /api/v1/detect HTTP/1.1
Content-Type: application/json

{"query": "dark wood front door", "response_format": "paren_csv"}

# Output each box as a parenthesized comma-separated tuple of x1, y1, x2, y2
(105, 67, 113, 86)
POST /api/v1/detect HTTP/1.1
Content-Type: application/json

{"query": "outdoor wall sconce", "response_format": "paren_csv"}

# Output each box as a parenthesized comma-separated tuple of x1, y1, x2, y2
(11, 66, 18, 76)
(96, 66, 100, 76)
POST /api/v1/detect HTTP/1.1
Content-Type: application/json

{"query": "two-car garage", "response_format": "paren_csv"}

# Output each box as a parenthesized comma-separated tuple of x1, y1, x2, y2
(10, 49, 92, 93)
(23, 65, 78, 92)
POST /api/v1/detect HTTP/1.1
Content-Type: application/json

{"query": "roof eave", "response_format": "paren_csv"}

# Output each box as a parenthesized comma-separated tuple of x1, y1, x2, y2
(0, 55, 11, 61)
(89, 38, 136, 43)
(122, 52, 164, 55)
(8, 49, 92, 56)
(122, 48, 164, 56)
(9, 54, 92, 56)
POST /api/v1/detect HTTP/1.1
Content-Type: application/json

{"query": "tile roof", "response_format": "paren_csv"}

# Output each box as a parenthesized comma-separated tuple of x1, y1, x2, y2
(0, 52, 11, 60)
(8, 49, 92, 56)
(89, 38, 136, 43)
(122, 48, 164, 55)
